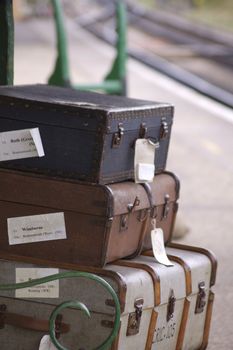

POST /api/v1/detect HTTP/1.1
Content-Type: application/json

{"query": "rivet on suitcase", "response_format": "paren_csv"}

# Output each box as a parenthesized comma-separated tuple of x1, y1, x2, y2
(0, 243, 217, 349)
(0, 85, 173, 184)
(0, 169, 179, 267)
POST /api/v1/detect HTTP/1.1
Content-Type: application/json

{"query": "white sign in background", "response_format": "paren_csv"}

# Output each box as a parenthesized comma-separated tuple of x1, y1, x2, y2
(0, 127, 45, 161)
(7, 212, 67, 245)
(15, 268, 59, 298)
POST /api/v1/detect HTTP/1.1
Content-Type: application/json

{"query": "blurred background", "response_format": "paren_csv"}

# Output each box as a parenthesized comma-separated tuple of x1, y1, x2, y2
(7, 0, 233, 348)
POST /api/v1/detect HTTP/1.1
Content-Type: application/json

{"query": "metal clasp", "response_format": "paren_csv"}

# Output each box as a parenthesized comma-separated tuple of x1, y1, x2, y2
(150, 206, 158, 219)
(127, 298, 144, 336)
(112, 123, 124, 148)
(120, 196, 140, 232)
(120, 214, 129, 231)
(139, 122, 147, 138)
(162, 194, 170, 220)
(167, 290, 176, 322)
(128, 196, 140, 213)
(195, 282, 206, 314)
(160, 118, 169, 139)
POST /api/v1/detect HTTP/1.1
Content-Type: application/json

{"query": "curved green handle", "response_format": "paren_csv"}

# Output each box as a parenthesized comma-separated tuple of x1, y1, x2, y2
(0, 271, 121, 350)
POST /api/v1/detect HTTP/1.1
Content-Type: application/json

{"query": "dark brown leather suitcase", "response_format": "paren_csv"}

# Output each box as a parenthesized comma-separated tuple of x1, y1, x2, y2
(0, 169, 179, 267)
(0, 84, 173, 184)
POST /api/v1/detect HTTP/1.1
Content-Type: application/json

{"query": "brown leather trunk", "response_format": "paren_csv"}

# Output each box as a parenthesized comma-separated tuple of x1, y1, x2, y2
(0, 169, 179, 267)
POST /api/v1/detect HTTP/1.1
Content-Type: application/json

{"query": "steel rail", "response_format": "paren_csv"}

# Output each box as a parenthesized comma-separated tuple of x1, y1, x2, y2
(126, 2, 233, 48)
(82, 21, 233, 109)
(128, 13, 233, 64)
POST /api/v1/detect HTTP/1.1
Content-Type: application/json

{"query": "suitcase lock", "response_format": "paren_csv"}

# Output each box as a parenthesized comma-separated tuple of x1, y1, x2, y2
(195, 282, 206, 314)
(160, 118, 169, 139)
(127, 298, 144, 336)
(112, 123, 124, 148)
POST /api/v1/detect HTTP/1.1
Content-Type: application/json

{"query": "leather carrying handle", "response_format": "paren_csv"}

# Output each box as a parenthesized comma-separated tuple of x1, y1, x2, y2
(141, 183, 158, 219)
(0, 305, 70, 334)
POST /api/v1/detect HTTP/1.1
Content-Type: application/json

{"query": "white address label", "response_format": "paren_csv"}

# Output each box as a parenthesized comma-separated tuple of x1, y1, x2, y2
(7, 212, 67, 245)
(0, 127, 45, 161)
(16, 268, 59, 298)
(151, 228, 174, 267)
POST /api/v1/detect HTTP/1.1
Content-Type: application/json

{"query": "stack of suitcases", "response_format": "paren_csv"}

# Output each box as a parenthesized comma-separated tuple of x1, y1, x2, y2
(0, 85, 217, 350)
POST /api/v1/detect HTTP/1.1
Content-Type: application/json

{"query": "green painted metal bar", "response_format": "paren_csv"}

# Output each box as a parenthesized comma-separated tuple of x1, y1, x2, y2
(104, 0, 127, 95)
(0, 270, 121, 350)
(0, 0, 14, 85)
(74, 80, 122, 94)
(48, 0, 71, 86)
(48, 0, 127, 95)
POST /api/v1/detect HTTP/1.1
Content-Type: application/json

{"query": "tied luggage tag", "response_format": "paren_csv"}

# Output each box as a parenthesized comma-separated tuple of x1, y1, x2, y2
(39, 335, 57, 350)
(134, 139, 159, 183)
(151, 219, 174, 267)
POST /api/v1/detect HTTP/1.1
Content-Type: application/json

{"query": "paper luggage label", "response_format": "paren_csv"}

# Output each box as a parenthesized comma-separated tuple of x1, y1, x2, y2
(0, 127, 45, 161)
(39, 335, 58, 350)
(151, 226, 174, 267)
(134, 139, 159, 183)
(16, 268, 59, 298)
(7, 212, 67, 245)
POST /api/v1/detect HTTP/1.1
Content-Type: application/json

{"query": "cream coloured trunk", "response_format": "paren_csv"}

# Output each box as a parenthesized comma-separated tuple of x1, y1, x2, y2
(0, 243, 216, 350)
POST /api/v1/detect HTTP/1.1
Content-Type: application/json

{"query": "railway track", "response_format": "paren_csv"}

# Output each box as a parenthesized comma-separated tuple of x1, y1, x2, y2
(76, 1, 233, 108)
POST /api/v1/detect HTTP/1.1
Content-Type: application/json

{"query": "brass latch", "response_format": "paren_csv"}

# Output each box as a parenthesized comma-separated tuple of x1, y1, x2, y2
(127, 298, 144, 336)
(160, 118, 169, 139)
(195, 282, 206, 314)
(112, 123, 124, 148)
(167, 290, 176, 322)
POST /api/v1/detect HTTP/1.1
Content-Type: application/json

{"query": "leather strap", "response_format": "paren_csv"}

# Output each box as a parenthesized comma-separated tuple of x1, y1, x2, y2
(0, 306, 70, 334)
(200, 291, 215, 350)
(141, 183, 155, 209)
(167, 243, 217, 287)
(145, 310, 158, 350)
(114, 260, 161, 306)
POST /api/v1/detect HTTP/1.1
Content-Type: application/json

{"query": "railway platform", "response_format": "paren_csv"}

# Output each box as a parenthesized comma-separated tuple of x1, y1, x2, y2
(14, 17, 233, 349)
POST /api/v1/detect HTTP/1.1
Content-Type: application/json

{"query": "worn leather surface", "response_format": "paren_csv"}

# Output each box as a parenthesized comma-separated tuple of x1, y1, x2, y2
(0, 85, 173, 183)
(0, 84, 170, 113)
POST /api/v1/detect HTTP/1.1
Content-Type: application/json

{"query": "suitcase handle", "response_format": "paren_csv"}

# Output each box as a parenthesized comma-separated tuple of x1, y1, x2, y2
(0, 271, 121, 350)
(141, 182, 158, 219)
(0, 305, 69, 336)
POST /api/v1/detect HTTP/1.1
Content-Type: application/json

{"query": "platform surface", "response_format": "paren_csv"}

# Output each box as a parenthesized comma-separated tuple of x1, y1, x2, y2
(13, 17, 233, 349)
